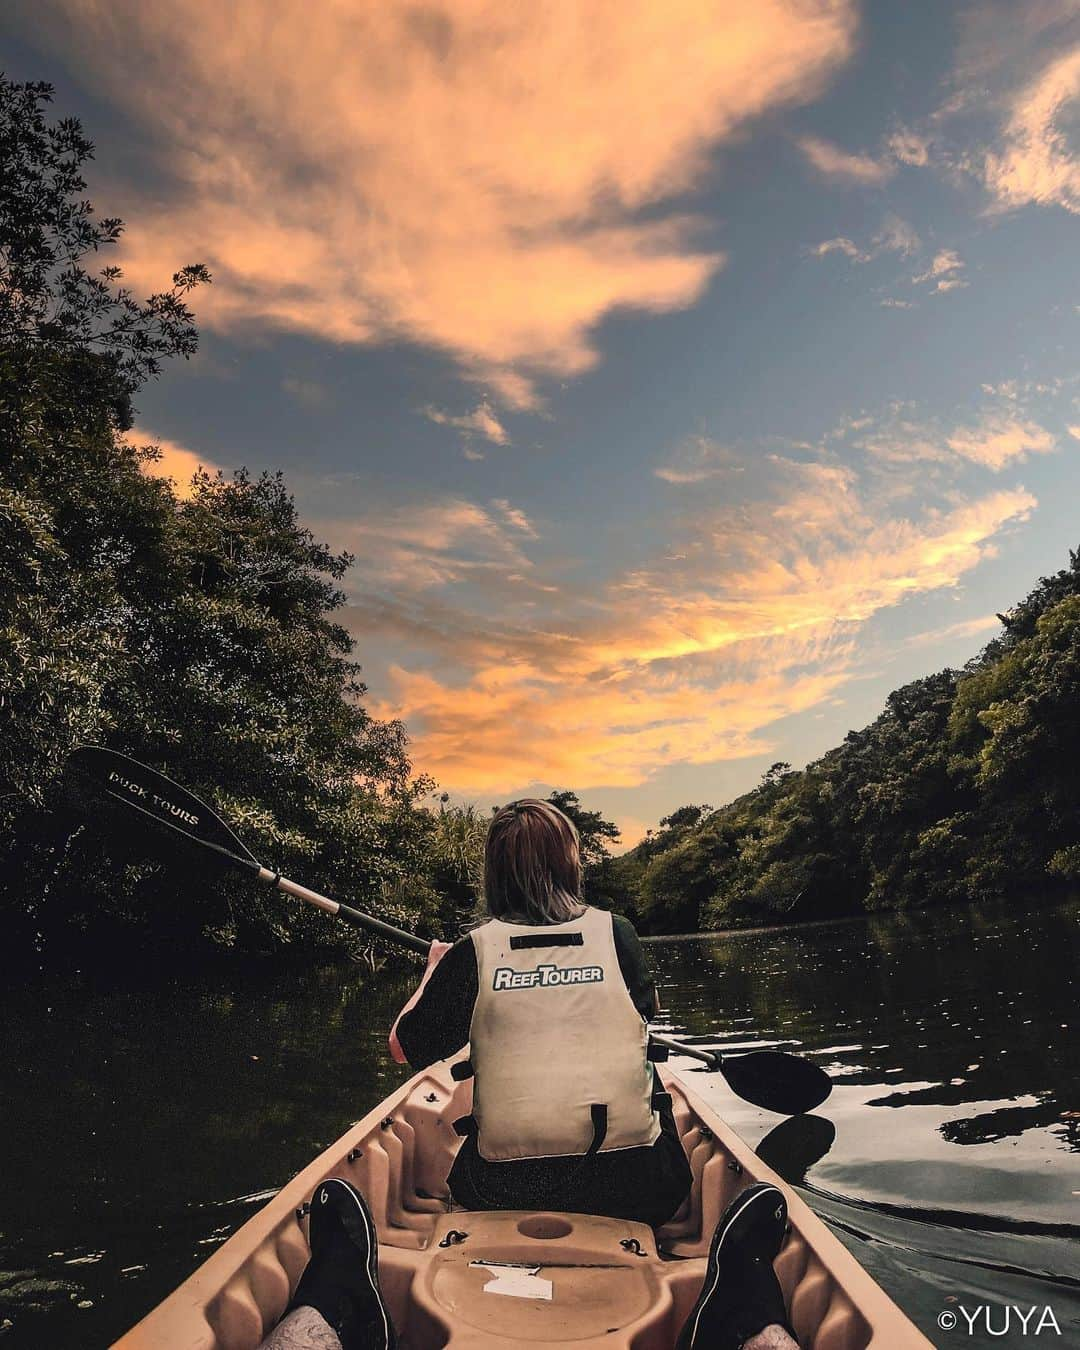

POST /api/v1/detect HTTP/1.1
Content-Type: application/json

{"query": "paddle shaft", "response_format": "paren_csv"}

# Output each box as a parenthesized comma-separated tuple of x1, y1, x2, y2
(266, 870, 431, 956)
(188, 839, 433, 956)
(649, 1032, 721, 1070)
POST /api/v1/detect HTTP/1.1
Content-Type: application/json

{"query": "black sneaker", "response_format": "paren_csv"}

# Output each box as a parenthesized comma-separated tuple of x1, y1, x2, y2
(676, 1182, 794, 1350)
(287, 1178, 396, 1350)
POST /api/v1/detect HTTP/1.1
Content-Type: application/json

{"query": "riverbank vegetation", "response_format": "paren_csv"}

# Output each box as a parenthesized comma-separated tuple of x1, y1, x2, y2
(614, 558, 1080, 932)
(4, 77, 1079, 964)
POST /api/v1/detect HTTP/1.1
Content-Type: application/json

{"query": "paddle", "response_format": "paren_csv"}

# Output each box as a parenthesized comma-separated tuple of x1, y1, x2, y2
(649, 1032, 832, 1115)
(65, 745, 431, 955)
(67, 745, 832, 1113)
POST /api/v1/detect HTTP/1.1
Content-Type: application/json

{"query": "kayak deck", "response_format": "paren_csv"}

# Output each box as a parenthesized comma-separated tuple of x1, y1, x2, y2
(114, 1061, 933, 1348)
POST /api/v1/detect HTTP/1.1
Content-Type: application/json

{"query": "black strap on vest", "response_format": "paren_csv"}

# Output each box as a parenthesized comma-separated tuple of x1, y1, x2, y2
(585, 1103, 608, 1156)
(452, 1102, 609, 1153)
(508, 932, 584, 949)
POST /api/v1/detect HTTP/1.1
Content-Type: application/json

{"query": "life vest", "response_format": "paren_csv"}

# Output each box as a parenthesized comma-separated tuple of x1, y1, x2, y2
(467, 906, 660, 1162)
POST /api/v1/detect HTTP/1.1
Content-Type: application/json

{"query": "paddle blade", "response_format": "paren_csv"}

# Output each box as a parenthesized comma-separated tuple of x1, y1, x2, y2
(721, 1050, 832, 1115)
(67, 745, 258, 863)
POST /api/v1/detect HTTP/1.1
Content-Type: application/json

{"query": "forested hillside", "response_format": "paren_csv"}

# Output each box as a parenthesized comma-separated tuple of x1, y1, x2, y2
(615, 554, 1080, 933)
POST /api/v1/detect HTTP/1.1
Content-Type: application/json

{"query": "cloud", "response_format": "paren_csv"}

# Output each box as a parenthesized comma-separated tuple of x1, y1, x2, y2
(424, 401, 510, 446)
(130, 428, 222, 498)
(933, 277, 969, 294)
(655, 436, 743, 483)
(913, 249, 965, 284)
(880, 297, 915, 309)
(984, 44, 1080, 214)
(907, 614, 1002, 648)
(29, 0, 858, 404)
(344, 460, 1036, 792)
(853, 402, 1057, 473)
(491, 499, 539, 539)
(1068, 424, 1080, 440)
(808, 216, 919, 266)
(887, 127, 931, 166)
(796, 133, 894, 184)
(809, 236, 869, 261)
(946, 413, 1057, 470)
(874, 215, 921, 256)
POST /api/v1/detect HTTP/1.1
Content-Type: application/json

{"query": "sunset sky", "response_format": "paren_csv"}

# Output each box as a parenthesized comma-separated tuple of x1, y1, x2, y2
(5, 1, 1080, 846)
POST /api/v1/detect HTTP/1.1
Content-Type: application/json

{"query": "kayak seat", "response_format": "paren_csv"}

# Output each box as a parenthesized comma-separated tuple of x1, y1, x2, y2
(403, 1210, 682, 1348)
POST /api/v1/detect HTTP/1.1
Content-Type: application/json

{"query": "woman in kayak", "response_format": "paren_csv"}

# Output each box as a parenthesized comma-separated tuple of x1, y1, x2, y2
(256, 803, 799, 1350)
(388, 797, 692, 1225)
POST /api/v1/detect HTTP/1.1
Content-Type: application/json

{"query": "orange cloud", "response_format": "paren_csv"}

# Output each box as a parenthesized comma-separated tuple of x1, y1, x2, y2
(886, 127, 931, 167)
(913, 249, 964, 284)
(854, 402, 1057, 474)
(131, 428, 222, 499)
(908, 614, 1001, 648)
(985, 45, 1080, 214)
(30, 0, 857, 404)
(797, 134, 894, 184)
(946, 413, 1056, 470)
(424, 401, 510, 447)
(349, 465, 1035, 792)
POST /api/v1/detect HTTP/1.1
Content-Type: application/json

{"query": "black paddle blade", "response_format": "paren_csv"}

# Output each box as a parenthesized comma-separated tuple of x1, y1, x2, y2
(66, 746, 258, 864)
(755, 1113, 836, 1184)
(721, 1050, 832, 1115)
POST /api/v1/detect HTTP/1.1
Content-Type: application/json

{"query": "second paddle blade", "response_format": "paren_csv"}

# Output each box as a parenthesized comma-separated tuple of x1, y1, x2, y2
(722, 1050, 832, 1115)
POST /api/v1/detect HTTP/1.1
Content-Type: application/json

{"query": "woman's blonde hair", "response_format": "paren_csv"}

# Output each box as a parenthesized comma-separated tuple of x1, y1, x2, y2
(484, 798, 584, 924)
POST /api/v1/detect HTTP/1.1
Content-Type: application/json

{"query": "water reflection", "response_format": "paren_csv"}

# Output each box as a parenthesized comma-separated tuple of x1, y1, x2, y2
(1, 898, 1078, 1347)
(649, 896, 1080, 1347)
(755, 1114, 836, 1184)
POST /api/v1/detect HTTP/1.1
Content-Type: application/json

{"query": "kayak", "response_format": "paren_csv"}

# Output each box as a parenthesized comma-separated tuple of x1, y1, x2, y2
(114, 1058, 933, 1349)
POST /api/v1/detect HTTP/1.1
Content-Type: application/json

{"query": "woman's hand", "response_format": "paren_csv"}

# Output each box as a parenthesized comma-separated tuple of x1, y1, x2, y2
(388, 939, 455, 1064)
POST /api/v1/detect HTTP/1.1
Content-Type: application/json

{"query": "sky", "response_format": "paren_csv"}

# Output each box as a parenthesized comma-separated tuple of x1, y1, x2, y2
(5, 1, 1080, 847)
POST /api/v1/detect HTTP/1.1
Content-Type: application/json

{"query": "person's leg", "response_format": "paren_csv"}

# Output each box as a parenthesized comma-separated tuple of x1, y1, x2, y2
(260, 1304, 343, 1349)
(743, 1328, 798, 1350)
(676, 1183, 799, 1350)
(257, 1178, 395, 1350)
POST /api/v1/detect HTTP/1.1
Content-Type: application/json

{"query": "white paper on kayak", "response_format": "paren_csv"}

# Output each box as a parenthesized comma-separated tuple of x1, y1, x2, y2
(471, 1261, 553, 1300)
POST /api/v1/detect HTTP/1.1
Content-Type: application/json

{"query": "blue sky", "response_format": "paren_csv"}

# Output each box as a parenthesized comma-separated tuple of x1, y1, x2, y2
(5, 1, 1079, 844)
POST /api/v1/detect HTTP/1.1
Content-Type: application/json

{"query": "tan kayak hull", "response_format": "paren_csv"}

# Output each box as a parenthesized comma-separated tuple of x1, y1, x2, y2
(114, 1061, 934, 1349)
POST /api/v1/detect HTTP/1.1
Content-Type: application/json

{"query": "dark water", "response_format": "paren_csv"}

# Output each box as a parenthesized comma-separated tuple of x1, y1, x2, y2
(2, 899, 1078, 1348)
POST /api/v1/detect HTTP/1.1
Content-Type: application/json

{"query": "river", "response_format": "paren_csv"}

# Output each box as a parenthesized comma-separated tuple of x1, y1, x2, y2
(2, 897, 1078, 1347)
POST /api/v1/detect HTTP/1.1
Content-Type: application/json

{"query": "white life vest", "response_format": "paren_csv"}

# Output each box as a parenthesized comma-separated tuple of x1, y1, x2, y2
(467, 906, 660, 1162)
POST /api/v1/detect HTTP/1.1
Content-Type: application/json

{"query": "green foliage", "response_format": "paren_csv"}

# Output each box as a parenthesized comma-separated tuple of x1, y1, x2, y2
(422, 798, 488, 930)
(622, 552, 1080, 932)
(0, 77, 209, 427)
(0, 76, 437, 963)
(539, 789, 632, 912)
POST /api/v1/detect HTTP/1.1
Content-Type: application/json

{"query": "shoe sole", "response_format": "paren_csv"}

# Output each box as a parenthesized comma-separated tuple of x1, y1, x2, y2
(684, 1183, 788, 1349)
(313, 1178, 395, 1350)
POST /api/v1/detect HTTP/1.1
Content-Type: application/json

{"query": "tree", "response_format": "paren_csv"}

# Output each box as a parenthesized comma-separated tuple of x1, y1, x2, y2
(0, 77, 436, 961)
(542, 790, 620, 869)
(0, 77, 209, 432)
